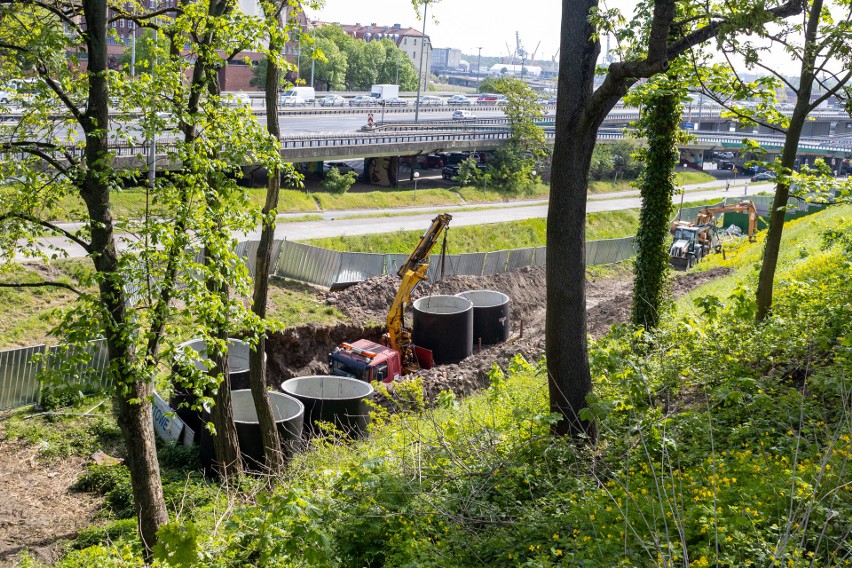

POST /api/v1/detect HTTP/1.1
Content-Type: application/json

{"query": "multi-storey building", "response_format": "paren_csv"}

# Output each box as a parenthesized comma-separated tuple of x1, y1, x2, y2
(334, 22, 432, 87)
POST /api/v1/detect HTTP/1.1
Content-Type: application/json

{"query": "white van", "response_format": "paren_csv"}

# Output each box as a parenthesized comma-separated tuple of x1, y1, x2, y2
(279, 86, 316, 106)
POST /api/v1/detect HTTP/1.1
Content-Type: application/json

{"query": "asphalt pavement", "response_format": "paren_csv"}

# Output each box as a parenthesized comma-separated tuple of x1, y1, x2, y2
(15, 177, 772, 261)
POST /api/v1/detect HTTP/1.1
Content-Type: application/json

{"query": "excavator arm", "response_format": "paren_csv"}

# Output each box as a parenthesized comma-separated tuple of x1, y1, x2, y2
(385, 214, 452, 369)
(694, 201, 758, 242)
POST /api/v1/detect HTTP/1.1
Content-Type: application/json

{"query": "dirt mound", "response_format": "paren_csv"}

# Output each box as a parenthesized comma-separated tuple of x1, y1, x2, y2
(270, 265, 732, 400)
(327, 266, 547, 325)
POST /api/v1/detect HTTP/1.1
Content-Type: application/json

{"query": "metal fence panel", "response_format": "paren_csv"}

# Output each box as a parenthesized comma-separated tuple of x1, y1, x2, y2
(0, 345, 44, 410)
(274, 241, 342, 287)
(507, 247, 535, 271)
(586, 237, 635, 266)
(384, 254, 411, 276)
(0, 340, 110, 410)
(482, 250, 510, 275)
(337, 252, 385, 284)
(424, 252, 486, 280)
(534, 246, 547, 266)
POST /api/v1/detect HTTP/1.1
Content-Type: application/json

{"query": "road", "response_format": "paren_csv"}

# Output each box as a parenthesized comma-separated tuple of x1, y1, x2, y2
(15, 179, 770, 260)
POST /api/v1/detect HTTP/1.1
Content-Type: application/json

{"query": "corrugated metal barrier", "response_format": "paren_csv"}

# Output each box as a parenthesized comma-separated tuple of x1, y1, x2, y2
(0, 340, 110, 410)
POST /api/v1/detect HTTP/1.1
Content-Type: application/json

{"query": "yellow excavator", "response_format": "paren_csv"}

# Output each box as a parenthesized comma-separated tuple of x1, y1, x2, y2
(329, 213, 452, 381)
(670, 201, 757, 269)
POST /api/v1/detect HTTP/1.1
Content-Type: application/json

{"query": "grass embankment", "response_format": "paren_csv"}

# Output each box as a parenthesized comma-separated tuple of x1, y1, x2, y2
(29, 170, 717, 222)
(303, 199, 724, 253)
(19, 204, 849, 567)
(0, 261, 342, 351)
(586, 170, 716, 194)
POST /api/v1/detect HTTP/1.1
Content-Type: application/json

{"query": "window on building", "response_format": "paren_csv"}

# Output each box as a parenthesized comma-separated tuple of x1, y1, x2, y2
(119, 19, 124, 28)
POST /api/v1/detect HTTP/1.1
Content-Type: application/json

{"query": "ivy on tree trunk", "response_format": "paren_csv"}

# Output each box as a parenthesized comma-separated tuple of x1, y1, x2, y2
(632, 90, 681, 330)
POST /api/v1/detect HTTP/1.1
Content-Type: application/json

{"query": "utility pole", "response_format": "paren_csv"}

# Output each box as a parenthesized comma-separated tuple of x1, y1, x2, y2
(414, 1, 429, 123)
(310, 23, 316, 88)
(476, 46, 482, 87)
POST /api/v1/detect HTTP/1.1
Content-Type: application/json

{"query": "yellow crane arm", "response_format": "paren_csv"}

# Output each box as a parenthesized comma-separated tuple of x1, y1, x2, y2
(384, 213, 452, 368)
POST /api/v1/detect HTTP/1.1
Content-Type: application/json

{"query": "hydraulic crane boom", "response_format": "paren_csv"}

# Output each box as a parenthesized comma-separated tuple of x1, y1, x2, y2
(385, 213, 452, 371)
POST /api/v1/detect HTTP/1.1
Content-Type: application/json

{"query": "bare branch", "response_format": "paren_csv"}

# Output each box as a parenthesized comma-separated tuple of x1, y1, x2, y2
(0, 281, 83, 296)
(0, 212, 92, 253)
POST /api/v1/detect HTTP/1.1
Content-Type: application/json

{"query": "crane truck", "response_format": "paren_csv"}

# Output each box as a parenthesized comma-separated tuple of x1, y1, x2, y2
(669, 200, 757, 269)
(328, 214, 453, 383)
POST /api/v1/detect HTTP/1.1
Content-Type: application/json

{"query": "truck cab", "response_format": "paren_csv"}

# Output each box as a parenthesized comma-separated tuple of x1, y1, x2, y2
(328, 339, 402, 383)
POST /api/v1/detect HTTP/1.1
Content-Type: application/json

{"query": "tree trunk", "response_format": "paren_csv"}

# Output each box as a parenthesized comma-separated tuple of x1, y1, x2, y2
(80, 0, 167, 555)
(631, 92, 680, 329)
(756, 0, 820, 321)
(246, 0, 287, 473)
(209, 331, 242, 479)
(547, 0, 603, 441)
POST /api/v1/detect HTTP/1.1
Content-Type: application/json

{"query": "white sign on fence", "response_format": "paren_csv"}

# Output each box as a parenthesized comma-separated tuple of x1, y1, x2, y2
(152, 392, 194, 446)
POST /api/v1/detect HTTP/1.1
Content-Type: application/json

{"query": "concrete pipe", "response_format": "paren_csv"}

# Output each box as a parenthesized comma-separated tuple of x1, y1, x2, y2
(199, 389, 304, 474)
(412, 295, 473, 364)
(280, 375, 374, 438)
(455, 290, 511, 347)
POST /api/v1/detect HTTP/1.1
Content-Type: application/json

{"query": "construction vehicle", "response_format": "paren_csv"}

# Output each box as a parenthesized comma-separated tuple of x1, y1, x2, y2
(670, 201, 757, 269)
(329, 214, 453, 382)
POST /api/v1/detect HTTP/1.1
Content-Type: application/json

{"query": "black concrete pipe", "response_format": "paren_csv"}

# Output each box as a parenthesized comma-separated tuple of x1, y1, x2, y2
(455, 290, 511, 347)
(412, 295, 473, 364)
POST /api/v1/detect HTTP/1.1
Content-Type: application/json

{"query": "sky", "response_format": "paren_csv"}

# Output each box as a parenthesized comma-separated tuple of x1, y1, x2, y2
(308, 0, 576, 62)
(308, 0, 803, 71)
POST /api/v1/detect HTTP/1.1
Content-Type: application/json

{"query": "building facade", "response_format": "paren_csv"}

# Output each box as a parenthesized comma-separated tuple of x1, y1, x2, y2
(432, 48, 462, 72)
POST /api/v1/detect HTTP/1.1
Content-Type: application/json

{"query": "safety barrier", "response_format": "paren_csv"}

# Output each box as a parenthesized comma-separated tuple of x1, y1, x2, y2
(0, 340, 110, 410)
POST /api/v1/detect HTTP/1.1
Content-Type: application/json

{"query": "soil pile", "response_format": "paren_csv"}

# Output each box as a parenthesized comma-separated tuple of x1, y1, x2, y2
(269, 265, 732, 400)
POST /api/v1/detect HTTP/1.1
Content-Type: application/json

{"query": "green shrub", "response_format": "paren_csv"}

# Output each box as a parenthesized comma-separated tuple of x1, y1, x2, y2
(320, 167, 357, 194)
(72, 463, 135, 519)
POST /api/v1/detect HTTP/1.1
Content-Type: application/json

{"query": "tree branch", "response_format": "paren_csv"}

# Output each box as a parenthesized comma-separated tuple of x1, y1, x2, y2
(0, 281, 83, 296)
(0, 0, 83, 35)
(0, 213, 92, 253)
(1, 141, 79, 174)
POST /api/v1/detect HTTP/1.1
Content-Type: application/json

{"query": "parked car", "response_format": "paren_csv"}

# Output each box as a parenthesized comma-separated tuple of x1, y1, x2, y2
(447, 94, 473, 106)
(441, 164, 460, 180)
(718, 160, 734, 170)
(324, 161, 357, 174)
(751, 171, 776, 182)
(349, 95, 375, 107)
(319, 95, 346, 107)
(452, 109, 477, 120)
(383, 97, 409, 106)
(0, 89, 11, 104)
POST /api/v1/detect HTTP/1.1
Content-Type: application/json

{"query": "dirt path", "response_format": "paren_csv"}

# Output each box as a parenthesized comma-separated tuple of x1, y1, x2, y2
(0, 428, 100, 567)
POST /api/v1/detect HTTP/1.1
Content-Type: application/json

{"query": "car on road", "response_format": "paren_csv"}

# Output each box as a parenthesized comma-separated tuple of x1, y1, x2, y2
(279, 94, 305, 106)
(452, 109, 477, 120)
(225, 92, 252, 107)
(751, 171, 776, 182)
(447, 94, 473, 106)
(417, 95, 446, 106)
(319, 95, 346, 107)
(382, 97, 410, 106)
(477, 93, 508, 105)
(442, 164, 460, 180)
(349, 95, 375, 107)
(718, 160, 734, 170)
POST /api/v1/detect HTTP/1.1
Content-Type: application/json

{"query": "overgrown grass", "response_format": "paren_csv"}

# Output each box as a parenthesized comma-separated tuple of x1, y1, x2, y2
(311, 187, 464, 210)
(0, 260, 93, 350)
(263, 279, 343, 327)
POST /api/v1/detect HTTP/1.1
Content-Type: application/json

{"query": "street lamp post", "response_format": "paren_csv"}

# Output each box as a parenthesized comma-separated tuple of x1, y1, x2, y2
(414, 1, 429, 123)
(476, 46, 482, 86)
(310, 23, 316, 88)
(413, 171, 420, 200)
